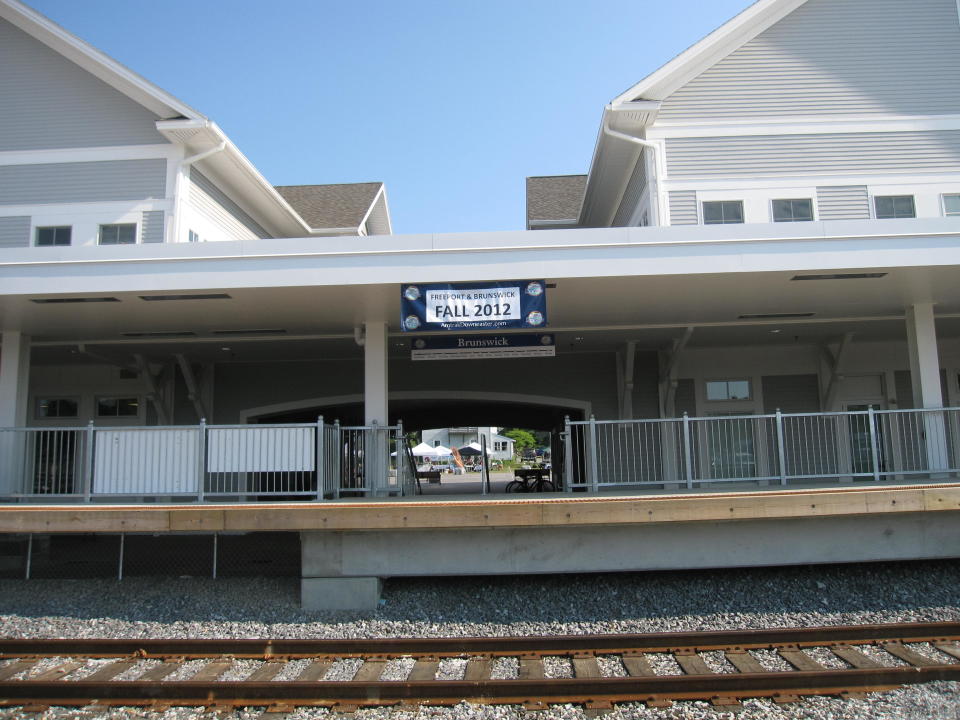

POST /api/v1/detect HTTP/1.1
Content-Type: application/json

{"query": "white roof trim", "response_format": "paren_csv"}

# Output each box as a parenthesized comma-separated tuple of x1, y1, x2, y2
(0, 0, 204, 120)
(610, 0, 809, 105)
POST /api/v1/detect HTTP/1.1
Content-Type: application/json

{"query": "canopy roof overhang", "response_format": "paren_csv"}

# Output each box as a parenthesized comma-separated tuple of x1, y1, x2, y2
(4, 220, 960, 365)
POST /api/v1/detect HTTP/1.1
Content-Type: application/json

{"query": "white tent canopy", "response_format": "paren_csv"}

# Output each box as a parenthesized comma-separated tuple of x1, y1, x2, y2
(411, 442, 440, 457)
(432, 444, 453, 457)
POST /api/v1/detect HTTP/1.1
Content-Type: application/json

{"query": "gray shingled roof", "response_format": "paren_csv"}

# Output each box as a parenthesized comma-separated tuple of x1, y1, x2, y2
(275, 182, 383, 230)
(526, 175, 587, 226)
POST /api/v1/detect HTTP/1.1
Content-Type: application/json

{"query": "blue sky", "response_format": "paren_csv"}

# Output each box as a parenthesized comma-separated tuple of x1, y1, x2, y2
(29, 0, 754, 235)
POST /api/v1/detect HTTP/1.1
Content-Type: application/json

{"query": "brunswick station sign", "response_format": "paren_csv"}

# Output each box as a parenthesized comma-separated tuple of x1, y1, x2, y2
(411, 334, 555, 361)
(400, 280, 547, 332)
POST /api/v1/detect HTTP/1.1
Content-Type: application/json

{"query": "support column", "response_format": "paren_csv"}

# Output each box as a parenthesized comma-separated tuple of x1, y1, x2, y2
(0, 331, 31, 495)
(905, 304, 948, 473)
(363, 321, 388, 425)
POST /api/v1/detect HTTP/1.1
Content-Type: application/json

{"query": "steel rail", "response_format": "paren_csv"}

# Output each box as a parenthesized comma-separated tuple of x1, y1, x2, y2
(3, 621, 959, 658)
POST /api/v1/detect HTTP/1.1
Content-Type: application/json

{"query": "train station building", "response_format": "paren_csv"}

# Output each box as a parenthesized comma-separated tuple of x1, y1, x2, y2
(2, 0, 960, 608)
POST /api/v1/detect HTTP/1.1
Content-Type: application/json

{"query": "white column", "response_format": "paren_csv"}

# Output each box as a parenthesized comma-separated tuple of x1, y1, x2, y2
(363, 321, 389, 495)
(905, 304, 948, 473)
(0, 331, 31, 496)
(363, 321, 389, 425)
(0, 331, 30, 427)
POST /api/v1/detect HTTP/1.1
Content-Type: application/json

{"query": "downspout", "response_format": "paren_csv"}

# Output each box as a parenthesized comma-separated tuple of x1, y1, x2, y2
(172, 141, 227, 243)
(601, 106, 664, 227)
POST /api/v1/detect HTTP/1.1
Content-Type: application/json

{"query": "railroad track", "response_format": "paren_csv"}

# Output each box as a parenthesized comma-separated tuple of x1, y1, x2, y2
(2, 622, 960, 714)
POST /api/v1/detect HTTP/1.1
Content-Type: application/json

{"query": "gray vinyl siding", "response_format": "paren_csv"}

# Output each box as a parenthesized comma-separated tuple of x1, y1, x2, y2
(816, 186, 870, 220)
(612, 151, 648, 227)
(665, 130, 960, 179)
(0, 18, 166, 151)
(189, 169, 270, 240)
(141, 210, 164, 243)
(0, 216, 30, 248)
(762, 375, 821, 413)
(674, 378, 697, 417)
(668, 191, 698, 225)
(658, 0, 960, 121)
(0, 159, 167, 205)
(893, 369, 949, 408)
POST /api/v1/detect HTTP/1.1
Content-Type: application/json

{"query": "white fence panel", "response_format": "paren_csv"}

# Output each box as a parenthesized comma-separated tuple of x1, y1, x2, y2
(93, 429, 199, 495)
(207, 427, 314, 472)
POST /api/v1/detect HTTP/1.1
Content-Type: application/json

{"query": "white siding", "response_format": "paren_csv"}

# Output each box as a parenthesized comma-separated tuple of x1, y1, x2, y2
(189, 168, 270, 241)
(141, 210, 164, 243)
(0, 18, 166, 151)
(658, 0, 960, 121)
(665, 130, 960, 179)
(612, 151, 648, 227)
(668, 191, 698, 225)
(0, 159, 167, 205)
(0, 216, 30, 248)
(816, 186, 870, 220)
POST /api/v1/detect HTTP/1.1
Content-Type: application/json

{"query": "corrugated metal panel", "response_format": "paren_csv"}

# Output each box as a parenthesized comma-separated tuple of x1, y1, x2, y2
(762, 375, 821, 413)
(0, 216, 30, 248)
(0, 159, 167, 205)
(93, 429, 199, 495)
(612, 151, 647, 226)
(659, 0, 960, 120)
(816, 186, 870, 220)
(140, 210, 164, 243)
(665, 130, 960, 179)
(189, 168, 270, 240)
(668, 191, 698, 225)
(0, 18, 165, 151)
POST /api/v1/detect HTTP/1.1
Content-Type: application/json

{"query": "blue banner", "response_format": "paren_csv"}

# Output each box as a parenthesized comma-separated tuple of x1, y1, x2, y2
(400, 280, 547, 332)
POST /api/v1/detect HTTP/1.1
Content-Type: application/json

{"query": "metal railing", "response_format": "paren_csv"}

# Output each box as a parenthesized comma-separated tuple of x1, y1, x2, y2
(564, 407, 960, 491)
(0, 418, 410, 503)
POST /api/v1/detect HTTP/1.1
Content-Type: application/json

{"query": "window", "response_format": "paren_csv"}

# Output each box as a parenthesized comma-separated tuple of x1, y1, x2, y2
(188, 230, 201, 243)
(96, 396, 139, 417)
(943, 194, 960, 217)
(772, 199, 813, 222)
(702, 200, 744, 225)
(874, 195, 915, 219)
(99, 223, 136, 245)
(705, 379, 751, 401)
(36, 226, 72, 246)
(36, 397, 79, 418)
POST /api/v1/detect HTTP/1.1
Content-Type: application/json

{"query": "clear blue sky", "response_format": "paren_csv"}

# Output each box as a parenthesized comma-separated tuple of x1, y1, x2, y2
(29, 0, 754, 235)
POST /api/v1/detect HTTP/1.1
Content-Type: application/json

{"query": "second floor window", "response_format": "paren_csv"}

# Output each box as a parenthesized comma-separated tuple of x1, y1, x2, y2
(37, 397, 79, 418)
(875, 195, 915, 219)
(96, 396, 139, 417)
(99, 223, 137, 245)
(772, 199, 813, 222)
(36, 226, 72, 246)
(943, 194, 960, 217)
(703, 200, 744, 225)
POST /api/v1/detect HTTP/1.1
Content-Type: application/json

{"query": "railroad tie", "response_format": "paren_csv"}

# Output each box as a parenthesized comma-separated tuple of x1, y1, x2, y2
(31, 661, 83, 681)
(406, 659, 439, 681)
(673, 649, 713, 675)
(294, 660, 332, 681)
(0, 661, 37, 681)
(935, 643, 960, 661)
(882, 642, 944, 667)
(724, 650, 766, 674)
(777, 647, 825, 672)
(518, 655, 544, 679)
(463, 658, 491, 681)
(621, 652, 655, 676)
(828, 645, 883, 669)
(82, 661, 137, 682)
(352, 660, 386, 682)
(245, 661, 285, 682)
(572, 654, 601, 678)
(190, 660, 233, 681)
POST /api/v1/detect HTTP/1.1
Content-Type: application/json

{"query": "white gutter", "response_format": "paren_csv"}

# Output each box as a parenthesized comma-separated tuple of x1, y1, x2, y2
(182, 141, 226, 167)
(601, 105, 665, 227)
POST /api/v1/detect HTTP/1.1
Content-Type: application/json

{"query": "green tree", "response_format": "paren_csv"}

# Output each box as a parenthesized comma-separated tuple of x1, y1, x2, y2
(502, 428, 536, 455)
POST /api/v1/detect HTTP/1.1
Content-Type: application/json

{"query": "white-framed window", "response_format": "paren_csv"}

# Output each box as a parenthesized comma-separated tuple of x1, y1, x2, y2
(96, 396, 139, 417)
(36, 397, 79, 418)
(35, 226, 72, 247)
(702, 200, 744, 225)
(943, 194, 960, 217)
(705, 379, 752, 401)
(99, 223, 137, 245)
(772, 198, 813, 222)
(874, 195, 915, 219)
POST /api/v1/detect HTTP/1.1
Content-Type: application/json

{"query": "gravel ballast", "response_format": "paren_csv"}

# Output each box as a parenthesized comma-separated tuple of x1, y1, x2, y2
(0, 559, 958, 719)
